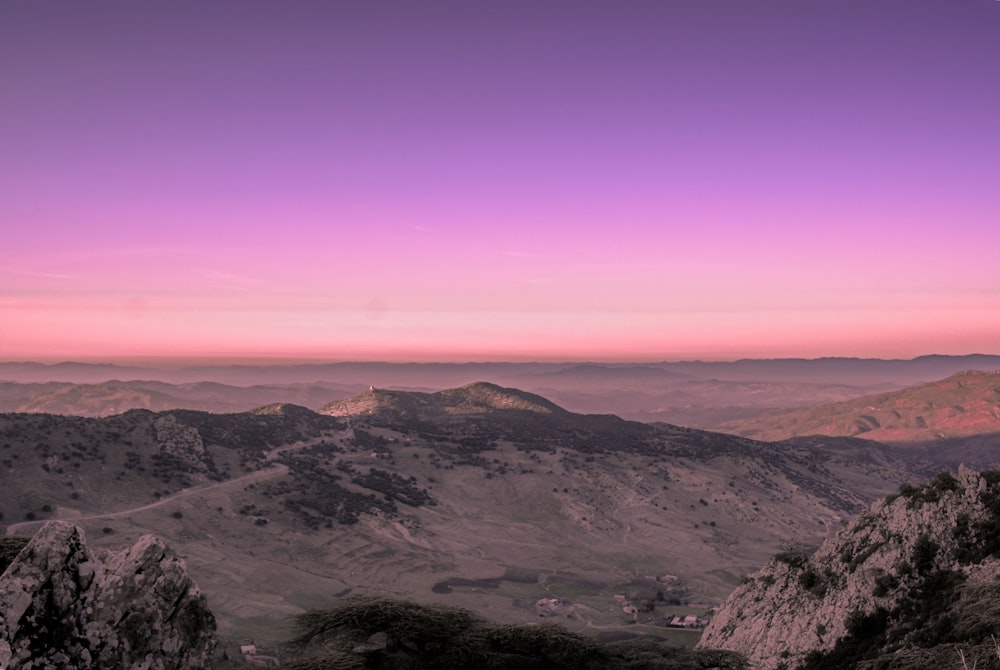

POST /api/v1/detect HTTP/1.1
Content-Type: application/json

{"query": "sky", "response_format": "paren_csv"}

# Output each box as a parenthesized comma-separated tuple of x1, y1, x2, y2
(2, 0, 999, 363)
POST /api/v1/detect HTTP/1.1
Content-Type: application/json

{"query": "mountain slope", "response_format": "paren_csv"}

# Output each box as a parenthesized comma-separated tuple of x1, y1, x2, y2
(698, 467, 1000, 670)
(319, 382, 564, 419)
(0, 380, 357, 416)
(720, 370, 1000, 443)
(1, 385, 936, 651)
(7, 355, 1000, 430)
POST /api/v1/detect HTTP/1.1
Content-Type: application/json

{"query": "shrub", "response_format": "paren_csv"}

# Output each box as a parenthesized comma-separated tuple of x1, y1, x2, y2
(774, 546, 809, 570)
(0, 536, 30, 573)
(873, 572, 899, 597)
(911, 535, 939, 575)
(798, 568, 828, 597)
(283, 596, 748, 670)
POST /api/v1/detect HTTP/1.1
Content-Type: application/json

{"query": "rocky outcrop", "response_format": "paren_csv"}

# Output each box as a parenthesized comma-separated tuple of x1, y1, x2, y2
(698, 466, 1000, 669)
(0, 522, 216, 669)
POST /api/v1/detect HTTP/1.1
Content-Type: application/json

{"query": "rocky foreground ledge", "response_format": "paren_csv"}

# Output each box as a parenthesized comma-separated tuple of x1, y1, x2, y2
(698, 466, 1000, 670)
(0, 522, 216, 669)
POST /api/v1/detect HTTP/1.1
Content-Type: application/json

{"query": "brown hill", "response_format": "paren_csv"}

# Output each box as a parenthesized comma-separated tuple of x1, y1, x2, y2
(0, 380, 356, 416)
(0, 386, 940, 652)
(319, 382, 563, 420)
(10, 355, 1000, 429)
(719, 370, 1000, 444)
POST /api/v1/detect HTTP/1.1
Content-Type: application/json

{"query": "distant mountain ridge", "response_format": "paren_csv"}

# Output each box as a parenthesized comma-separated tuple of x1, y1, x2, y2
(0, 379, 358, 417)
(721, 370, 1000, 443)
(319, 382, 563, 420)
(5, 355, 1000, 429)
(4, 354, 1000, 386)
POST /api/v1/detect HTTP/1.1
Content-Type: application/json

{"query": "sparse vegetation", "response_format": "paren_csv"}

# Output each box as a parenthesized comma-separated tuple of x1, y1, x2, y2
(1, 386, 986, 659)
(283, 596, 748, 670)
(766, 470, 1000, 670)
(773, 545, 809, 570)
(0, 536, 30, 573)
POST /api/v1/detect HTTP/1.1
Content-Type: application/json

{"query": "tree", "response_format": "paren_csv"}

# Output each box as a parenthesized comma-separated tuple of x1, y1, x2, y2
(283, 595, 747, 670)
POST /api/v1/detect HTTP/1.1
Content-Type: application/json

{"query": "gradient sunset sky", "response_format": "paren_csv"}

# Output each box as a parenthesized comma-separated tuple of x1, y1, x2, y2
(3, 1, 999, 363)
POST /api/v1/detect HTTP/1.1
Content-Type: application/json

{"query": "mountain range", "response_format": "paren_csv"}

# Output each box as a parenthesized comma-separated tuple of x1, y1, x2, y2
(3, 358, 1000, 662)
(3, 354, 1000, 429)
(0, 381, 953, 653)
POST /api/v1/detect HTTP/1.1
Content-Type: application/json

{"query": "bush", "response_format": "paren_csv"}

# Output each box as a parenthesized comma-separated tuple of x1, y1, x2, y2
(911, 535, 939, 575)
(798, 568, 830, 598)
(873, 572, 899, 597)
(774, 546, 809, 570)
(283, 596, 748, 670)
(0, 536, 30, 573)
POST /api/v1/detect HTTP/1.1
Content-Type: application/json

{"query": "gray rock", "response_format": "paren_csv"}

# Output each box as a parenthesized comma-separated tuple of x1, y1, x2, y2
(0, 522, 216, 669)
(698, 466, 1000, 669)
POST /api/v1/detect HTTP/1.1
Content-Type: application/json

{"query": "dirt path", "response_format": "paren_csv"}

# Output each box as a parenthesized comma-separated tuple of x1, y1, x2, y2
(3, 431, 349, 537)
(5, 463, 289, 536)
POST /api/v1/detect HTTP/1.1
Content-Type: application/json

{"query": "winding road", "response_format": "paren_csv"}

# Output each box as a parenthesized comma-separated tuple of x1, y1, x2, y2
(5, 463, 289, 536)
(2, 429, 354, 536)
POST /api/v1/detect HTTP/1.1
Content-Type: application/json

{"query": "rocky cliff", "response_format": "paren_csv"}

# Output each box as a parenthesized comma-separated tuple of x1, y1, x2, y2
(0, 522, 216, 669)
(698, 466, 1000, 670)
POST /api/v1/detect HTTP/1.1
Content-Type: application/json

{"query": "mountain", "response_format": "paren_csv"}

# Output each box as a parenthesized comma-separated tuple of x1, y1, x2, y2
(698, 467, 1000, 670)
(5, 356, 1000, 430)
(5, 355, 1000, 387)
(660, 354, 1000, 386)
(0, 379, 358, 416)
(320, 382, 568, 421)
(1, 384, 938, 652)
(720, 370, 1000, 445)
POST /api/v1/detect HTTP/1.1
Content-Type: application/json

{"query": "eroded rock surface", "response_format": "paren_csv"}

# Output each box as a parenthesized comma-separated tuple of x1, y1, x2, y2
(0, 522, 215, 669)
(698, 466, 1000, 669)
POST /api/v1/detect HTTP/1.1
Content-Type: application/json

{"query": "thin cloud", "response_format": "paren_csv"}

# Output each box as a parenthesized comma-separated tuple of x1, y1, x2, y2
(1, 267, 74, 280)
(200, 270, 267, 292)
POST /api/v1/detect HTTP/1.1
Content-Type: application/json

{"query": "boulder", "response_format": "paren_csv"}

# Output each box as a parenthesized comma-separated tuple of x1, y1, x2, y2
(0, 522, 216, 669)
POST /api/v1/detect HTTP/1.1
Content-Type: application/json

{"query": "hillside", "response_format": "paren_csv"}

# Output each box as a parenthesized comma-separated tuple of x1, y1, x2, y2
(318, 382, 563, 419)
(6, 355, 1000, 429)
(5, 355, 1000, 387)
(1, 384, 938, 651)
(699, 467, 1000, 670)
(0, 379, 357, 416)
(719, 370, 1000, 445)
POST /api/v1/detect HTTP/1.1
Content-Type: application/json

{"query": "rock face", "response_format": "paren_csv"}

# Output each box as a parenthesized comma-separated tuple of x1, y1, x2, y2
(0, 522, 216, 669)
(698, 466, 1000, 670)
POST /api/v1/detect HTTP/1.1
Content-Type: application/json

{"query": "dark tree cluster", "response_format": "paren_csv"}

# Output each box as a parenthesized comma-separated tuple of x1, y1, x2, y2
(350, 469, 435, 507)
(282, 596, 747, 670)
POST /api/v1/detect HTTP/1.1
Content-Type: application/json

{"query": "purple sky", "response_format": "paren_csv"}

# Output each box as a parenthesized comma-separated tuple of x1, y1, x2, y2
(2, 1, 999, 362)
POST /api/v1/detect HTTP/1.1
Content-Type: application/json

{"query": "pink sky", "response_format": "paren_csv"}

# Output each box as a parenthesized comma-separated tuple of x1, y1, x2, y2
(2, 1, 999, 363)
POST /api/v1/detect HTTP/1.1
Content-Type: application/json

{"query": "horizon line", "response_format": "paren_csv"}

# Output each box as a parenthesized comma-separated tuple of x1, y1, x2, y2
(2, 352, 999, 368)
